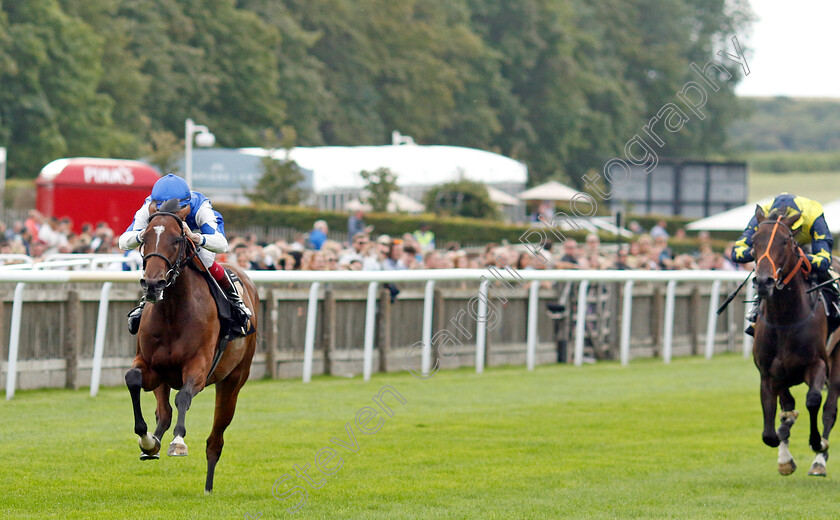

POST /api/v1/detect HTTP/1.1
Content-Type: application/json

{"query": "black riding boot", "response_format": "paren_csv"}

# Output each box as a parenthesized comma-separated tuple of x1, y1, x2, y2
(127, 301, 145, 335)
(823, 288, 840, 337)
(745, 300, 759, 337)
(219, 271, 251, 333)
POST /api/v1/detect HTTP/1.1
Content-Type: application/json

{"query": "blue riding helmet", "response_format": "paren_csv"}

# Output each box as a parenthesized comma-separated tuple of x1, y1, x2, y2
(151, 174, 191, 208)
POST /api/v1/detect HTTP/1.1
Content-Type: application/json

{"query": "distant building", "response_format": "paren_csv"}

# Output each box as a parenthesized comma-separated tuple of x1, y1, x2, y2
(173, 149, 313, 205)
(607, 159, 748, 218)
(178, 144, 528, 218)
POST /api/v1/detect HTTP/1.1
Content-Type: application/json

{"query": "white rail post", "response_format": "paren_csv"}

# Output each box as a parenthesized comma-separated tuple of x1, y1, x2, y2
(362, 281, 379, 381)
(663, 280, 677, 364)
(574, 281, 590, 366)
(620, 280, 634, 366)
(705, 279, 722, 359)
(422, 280, 436, 374)
(743, 279, 755, 359)
(526, 281, 539, 371)
(302, 282, 321, 383)
(90, 282, 113, 397)
(5, 282, 25, 400)
(475, 279, 488, 374)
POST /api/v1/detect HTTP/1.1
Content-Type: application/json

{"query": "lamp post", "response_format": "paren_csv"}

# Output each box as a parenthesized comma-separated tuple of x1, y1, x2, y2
(0, 147, 6, 214)
(184, 118, 215, 187)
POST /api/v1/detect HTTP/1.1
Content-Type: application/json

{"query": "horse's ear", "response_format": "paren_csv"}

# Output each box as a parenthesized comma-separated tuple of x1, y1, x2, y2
(781, 210, 801, 230)
(755, 205, 766, 223)
(148, 201, 158, 215)
(176, 205, 190, 220)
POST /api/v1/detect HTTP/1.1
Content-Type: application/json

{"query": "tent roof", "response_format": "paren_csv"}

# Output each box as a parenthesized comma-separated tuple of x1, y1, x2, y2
(239, 145, 527, 193)
(486, 186, 520, 206)
(37, 158, 160, 187)
(687, 198, 840, 233)
(517, 181, 583, 202)
(685, 199, 773, 231)
(347, 192, 425, 213)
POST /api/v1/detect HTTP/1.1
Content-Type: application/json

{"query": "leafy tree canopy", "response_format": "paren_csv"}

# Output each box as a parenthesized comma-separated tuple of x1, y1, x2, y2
(0, 0, 751, 187)
(423, 179, 500, 220)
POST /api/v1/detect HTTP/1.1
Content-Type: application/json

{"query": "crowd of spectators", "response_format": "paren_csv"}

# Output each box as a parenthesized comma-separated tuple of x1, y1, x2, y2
(0, 211, 749, 273)
(0, 210, 120, 262)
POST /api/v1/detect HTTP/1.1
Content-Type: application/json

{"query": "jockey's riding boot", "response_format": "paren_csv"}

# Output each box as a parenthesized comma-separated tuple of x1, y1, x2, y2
(745, 301, 759, 337)
(219, 271, 252, 327)
(127, 301, 146, 335)
(827, 290, 840, 335)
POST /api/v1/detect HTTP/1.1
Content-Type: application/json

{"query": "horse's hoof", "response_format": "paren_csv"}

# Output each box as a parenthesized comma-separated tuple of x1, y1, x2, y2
(139, 453, 160, 461)
(763, 433, 781, 448)
(168, 442, 188, 457)
(138, 434, 161, 457)
(808, 463, 827, 477)
(779, 460, 797, 476)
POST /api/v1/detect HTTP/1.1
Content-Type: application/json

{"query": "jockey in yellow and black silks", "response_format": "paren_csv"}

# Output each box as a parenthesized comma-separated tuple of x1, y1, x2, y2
(730, 193, 839, 336)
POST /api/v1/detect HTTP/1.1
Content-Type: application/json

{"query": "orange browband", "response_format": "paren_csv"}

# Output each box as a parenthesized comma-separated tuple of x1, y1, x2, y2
(755, 220, 811, 287)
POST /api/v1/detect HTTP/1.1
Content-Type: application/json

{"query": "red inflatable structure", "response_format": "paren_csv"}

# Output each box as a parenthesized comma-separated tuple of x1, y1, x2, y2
(36, 158, 161, 234)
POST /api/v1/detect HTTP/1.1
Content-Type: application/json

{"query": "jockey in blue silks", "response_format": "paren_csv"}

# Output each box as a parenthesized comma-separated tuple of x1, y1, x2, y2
(731, 193, 839, 337)
(118, 174, 251, 335)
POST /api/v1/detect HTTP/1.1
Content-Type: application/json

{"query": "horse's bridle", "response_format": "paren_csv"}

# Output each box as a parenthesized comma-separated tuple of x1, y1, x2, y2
(141, 212, 198, 290)
(754, 219, 811, 290)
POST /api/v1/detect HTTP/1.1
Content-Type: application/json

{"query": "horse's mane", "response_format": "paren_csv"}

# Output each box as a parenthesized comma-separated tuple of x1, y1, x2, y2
(766, 207, 787, 221)
(157, 199, 182, 214)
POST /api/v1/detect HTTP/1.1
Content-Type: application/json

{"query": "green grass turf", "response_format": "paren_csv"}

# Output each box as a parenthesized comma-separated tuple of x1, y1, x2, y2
(749, 171, 840, 202)
(3, 355, 840, 519)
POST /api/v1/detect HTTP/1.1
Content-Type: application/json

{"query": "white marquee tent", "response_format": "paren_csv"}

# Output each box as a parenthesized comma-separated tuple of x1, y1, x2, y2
(687, 198, 840, 233)
(240, 144, 528, 193)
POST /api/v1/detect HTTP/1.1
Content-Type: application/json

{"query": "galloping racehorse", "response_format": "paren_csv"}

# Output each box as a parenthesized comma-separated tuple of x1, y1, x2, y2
(751, 205, 840, 476)
(124, 199, 258, 493)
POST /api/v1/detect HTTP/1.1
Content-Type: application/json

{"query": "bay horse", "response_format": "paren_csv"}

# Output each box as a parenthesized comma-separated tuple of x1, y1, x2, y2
(751, 205, 840, 476)
(124, 199, 258, 493)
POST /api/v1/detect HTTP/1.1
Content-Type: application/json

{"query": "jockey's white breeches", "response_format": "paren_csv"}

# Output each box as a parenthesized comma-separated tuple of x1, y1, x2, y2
(197, 247, 215, 269)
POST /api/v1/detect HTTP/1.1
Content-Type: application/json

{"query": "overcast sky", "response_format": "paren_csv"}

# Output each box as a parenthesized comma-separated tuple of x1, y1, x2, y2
(736, 0, 840, 98)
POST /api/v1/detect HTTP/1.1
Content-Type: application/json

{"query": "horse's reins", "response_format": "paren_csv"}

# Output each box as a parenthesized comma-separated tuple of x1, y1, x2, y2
(141, 212, 198, 290)
(755, 219, 811, 290)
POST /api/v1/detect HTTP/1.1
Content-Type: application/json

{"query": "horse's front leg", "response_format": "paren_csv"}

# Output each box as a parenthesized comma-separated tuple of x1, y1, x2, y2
(775, 388, 798, 475)
(169, 359, 207, 457)
(760, 377, 781, 448)
(125, 362, 161, 460)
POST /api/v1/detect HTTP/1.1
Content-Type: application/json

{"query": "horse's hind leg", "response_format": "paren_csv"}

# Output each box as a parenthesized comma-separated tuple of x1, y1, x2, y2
(152, 385, 173, 442)
(805, 359, 828, 454)
(125, 364, 161, 460)
(205, 368, 249, 494)
(812, 353, 840, 476)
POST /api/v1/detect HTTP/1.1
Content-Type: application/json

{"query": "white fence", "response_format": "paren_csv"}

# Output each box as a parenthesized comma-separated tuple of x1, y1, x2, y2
(0, 268, 754, 400)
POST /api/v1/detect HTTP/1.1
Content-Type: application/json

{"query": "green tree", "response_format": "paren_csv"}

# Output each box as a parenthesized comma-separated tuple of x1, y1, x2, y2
(423, 180, 499, 220)
(360, 167, 398, 213)
(247, 127, 304, 206)
(140, 130, 182, 174)
(0, 0, 126, 176)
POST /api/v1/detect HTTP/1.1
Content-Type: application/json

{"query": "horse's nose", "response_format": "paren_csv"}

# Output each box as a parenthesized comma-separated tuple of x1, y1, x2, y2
(141, 278, 166, 302)
(755, 275, 774, 297)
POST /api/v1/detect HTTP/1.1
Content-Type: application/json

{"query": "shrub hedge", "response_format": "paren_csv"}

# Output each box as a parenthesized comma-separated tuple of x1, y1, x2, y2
(216, 203, 727, 254)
